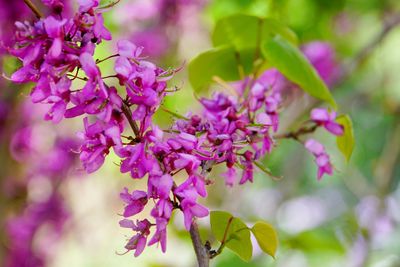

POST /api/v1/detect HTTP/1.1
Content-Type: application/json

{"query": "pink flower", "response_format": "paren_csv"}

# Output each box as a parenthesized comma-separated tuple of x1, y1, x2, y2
(149, 174, 173, 200)
(148, 218, 168, 252)
(222, 167, 236, 187)
(78, 0, 99, 12)
(44, 16, 67, 58)
(305, 139, 333, 180)
(78, 118, 122, 173)
(302, 42, 340, 86)
(239, 151, 254, 184)
(120, 188, 148, 217)
(151, 199, 173, 219)
(311, 108, 344, 136)
(120, 143, 155, 179)
(117, 39, 143, 59)
(119, 219, 151, 257)
(175, 186, 209, 230)
(181, 197, 209, 231)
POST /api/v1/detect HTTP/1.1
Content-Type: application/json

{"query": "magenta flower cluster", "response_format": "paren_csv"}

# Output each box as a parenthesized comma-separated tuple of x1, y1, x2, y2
(307, 108, 344, 179)
(117, 67, 285, 255)
(6, 0, 345, 258)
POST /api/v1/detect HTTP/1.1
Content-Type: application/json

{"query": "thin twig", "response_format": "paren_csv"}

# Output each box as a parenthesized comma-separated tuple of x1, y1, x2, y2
(160, 106, 189, 121)
(121, 102, 140, 138)
(67, 73, 88, 81)
(23, 0, 43, 19)
(96, 54, 119, 64)
(274, 124, 318, 141)
(101, 75, 119, 80)
(98, 0, 121, 10)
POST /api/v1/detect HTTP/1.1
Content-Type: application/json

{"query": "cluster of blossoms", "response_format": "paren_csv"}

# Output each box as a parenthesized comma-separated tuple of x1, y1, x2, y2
(299, 42, 343, 179)
(5, 0, 345, 258)
(306, 108, 344, 179)
(0, 0, 31, 52)
(6, 0, 185, 256)
(116, 43, 344, 255)
(9, 0, 112, 123)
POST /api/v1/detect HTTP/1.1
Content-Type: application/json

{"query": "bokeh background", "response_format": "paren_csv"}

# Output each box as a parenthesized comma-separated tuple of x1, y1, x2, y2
(1, 0, 400, 266)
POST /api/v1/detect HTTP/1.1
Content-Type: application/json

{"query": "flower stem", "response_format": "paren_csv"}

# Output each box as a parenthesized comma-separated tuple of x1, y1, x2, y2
(274, 124, 318, 141)
(23, 0, 43, 19)
(96, 54, 119, 64)
(121, 102, 140, 139)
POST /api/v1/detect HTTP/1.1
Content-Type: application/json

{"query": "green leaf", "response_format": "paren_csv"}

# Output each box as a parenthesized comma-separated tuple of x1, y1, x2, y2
(336, 115, 355, 161)
(284, 228, 345, 253)
(253, 161, 282, 180)
(188, 45, 255, 92)
(212, 14, 298, 49)
(210, 211, 232, 240)
(261, 36, 337, 109)
(210, 211, 253, 262)
(160, 106, 189, 121)
(251, 221, 278, 258)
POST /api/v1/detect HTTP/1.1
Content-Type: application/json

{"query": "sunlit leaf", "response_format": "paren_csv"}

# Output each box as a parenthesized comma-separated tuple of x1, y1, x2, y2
(212, 14, 298, 49)
(336, 114, 355, 161)
(261, 36, 337, 109)
(210, 211, 233, 240)
(188, 45, 255, 92)
(251, 221, 278, 258)
(210, 211, 252, 261)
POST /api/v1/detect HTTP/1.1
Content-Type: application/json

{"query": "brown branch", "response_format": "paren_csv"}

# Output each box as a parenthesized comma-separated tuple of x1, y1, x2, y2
(66, 73, 88, 81)
(190, 221, 209, 267)
(23, 0, 43, 19)
(188, 160, 216, 266)
(101, 75, 119, 80)
(121, 102, 140, 138)
(274, 124, 318, 141)
(96, 54, 120, 64)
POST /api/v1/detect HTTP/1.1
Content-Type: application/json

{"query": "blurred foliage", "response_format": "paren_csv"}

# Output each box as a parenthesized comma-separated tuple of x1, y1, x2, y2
(203, 0, 400, 266)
